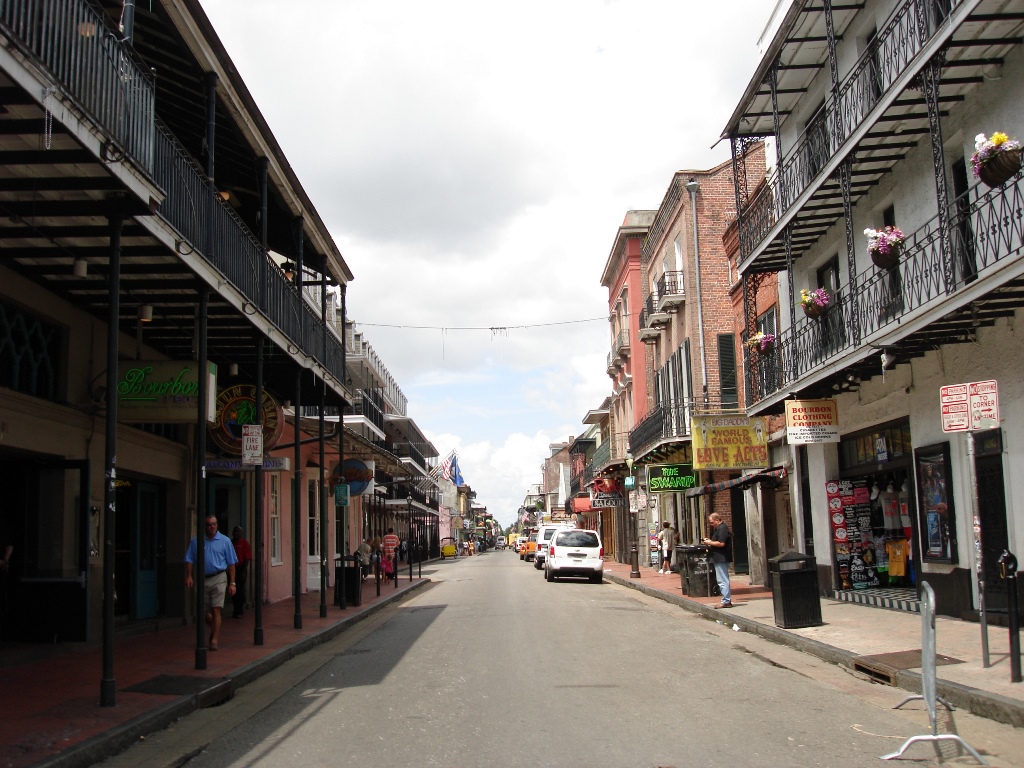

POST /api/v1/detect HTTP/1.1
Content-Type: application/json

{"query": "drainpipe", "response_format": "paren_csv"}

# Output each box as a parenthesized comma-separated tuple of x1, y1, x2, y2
(686, 179, 709, 408)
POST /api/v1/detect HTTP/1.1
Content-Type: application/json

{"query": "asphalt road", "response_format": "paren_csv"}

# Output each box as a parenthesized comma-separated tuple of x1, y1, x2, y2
(99, 551, 1022, 768)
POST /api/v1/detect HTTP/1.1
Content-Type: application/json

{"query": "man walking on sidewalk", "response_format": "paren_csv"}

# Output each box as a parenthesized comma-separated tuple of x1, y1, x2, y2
(703, 513, 733, 608)
(185, 516, 237, 650)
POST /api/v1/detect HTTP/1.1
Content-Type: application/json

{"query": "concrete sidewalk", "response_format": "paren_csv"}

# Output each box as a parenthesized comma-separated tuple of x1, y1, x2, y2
(601, 560, 1024, 729)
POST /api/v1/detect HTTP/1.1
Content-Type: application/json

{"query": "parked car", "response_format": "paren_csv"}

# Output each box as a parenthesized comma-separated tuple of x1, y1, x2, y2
(533, 522, 572, 570)
(522, 532, 538, 561)
(514, 536, 527, 553)
(545, 529, 604, 583)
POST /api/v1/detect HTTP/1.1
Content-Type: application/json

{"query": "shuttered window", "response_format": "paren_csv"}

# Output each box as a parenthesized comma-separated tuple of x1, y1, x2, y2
(718, 334, 738, 410)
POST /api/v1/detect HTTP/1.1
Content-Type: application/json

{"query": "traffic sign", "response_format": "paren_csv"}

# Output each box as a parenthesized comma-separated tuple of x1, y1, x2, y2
(241, 424, 263, 464)
(940, 380, 998, 433)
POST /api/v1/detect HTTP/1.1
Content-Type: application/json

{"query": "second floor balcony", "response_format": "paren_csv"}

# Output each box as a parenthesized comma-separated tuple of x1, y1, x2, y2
(628, 400, 691, 459)
(745, 172, 1024, 411)
(583, 431, 630, 482)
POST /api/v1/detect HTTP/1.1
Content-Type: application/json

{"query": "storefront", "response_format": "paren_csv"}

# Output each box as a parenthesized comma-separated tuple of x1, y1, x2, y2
(827, 419, 917, 605)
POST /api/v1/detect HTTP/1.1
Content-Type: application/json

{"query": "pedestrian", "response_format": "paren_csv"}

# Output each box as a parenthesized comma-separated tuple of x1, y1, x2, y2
(382, 527, 399, 573)
(184, 515, 237, 650)
(399, 537, 408, 563)
(702, 513, 733, 609)
(657, 521, 678, 575)
(358, 537, 372, 581)
(231, 526, 251, 619)
(382, 552, 395, 582)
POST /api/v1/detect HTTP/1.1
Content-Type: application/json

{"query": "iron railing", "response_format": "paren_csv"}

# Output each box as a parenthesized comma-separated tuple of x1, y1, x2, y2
(0, 0, 156, 169)
(612, 329, 630, 359)
(657, 270, 685, 299)
(152, 125, 346, 382)
(628, 400, 691, 457)
(583, 431, 630, 481)
(746, 170, 1024, 405)
(739, 0, 962, 260)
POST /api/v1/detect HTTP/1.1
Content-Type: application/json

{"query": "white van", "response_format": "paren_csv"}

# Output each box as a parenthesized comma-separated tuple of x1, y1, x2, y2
(533, 522, 573, 570)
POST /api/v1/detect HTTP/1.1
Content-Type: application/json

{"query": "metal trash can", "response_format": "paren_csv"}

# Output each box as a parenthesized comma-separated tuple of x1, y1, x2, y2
(677, 545, 719, 597)
(334, 555, 363, 607)
(768, 551, 822, 628)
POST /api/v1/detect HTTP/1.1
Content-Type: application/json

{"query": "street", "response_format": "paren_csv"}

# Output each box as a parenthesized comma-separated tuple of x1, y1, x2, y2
(99, 553, 1022, 768)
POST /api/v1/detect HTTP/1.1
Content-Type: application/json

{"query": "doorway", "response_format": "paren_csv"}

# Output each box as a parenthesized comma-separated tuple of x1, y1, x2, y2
(975, 430, 1009, 613)
(114, 479, 165, 620)
(208, 477, 247, 538)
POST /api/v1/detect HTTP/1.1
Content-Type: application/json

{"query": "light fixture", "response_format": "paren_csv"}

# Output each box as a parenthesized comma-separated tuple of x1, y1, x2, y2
(282, 262, 295, 281)
(78, 21, 98, 37)
(138, 304, 153, 322)
(228, 363, 239, 377)
(73, 258, 88, 277)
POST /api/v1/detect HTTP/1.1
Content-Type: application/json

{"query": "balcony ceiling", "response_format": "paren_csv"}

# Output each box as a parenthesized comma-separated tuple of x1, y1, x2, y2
(0, 70, 338, 406)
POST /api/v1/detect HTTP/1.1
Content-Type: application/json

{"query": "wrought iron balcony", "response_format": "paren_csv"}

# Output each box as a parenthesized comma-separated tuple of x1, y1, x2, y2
(746, 170, 1024, 407)
(638, 307, 662, 342)
(612, 329, 631, 360)
(645, 293, 671, 327)
(656, 271, 685, 310)
(606, 352, 619, 376)
(628, 400, 691, 458)
(583, 431, 630, 480)
(738, 0, 961, 264)
(1, 0, 157, 170)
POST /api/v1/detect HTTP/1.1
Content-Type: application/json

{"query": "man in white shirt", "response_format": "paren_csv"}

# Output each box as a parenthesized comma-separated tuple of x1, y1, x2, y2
(657, 521, 678, 575)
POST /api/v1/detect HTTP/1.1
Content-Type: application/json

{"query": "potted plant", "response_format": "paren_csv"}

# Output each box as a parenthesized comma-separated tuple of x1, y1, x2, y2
(744, 331, 776, 354)
(972, 131, 1023, 187)
(800, 288, 830, 319)
(864, 225, 905, 270)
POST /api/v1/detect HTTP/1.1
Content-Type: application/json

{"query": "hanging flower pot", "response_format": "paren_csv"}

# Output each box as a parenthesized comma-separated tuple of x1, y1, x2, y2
(803, 302, 825, 319)
(870, 244, 901, 270)
(978, 147, 1022, 188)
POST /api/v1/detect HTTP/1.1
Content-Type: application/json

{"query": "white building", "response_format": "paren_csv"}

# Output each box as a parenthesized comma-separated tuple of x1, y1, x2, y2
(724, 0, 1023, 619)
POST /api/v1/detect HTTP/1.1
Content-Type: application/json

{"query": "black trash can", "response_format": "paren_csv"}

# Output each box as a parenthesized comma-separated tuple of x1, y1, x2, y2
(334, 555, 363, 607)
(768, 551, 822, 628)
(677, 545, 719, 597)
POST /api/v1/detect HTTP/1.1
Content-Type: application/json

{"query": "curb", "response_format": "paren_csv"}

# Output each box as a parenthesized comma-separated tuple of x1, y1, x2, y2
(605, 572, 1024, 729)
(36, 580, 431, 768)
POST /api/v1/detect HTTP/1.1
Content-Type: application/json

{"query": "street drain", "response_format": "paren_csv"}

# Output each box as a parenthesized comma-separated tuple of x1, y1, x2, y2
(851, 649, 964, 686)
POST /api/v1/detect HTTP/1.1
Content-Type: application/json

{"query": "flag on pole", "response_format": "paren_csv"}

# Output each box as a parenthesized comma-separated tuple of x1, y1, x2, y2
(451, 455, 465, 486)
(435, 450, 455, 481)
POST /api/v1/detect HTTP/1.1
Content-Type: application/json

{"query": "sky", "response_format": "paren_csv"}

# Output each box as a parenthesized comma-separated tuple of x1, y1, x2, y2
(200, 0, 777, 528)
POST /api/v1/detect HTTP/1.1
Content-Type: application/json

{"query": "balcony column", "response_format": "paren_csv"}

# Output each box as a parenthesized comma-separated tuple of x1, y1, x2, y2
(768, 63, 798, 373)
(204, 72, 217, 258)
(194, 287, 210, 670)
(253, 332, 265, 645)
(258, 157, 269, 310)
(292, 220, 304, 630)
(920, 54, 955, 293)
(318, 267, 328, 618)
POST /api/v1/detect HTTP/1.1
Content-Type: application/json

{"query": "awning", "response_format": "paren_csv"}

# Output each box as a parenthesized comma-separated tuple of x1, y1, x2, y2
(571, 496, 592, 514)
(685, 467, 787, 498)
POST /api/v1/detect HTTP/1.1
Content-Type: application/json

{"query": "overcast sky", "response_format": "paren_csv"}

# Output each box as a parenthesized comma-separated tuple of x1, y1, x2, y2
(200, 0, 777, 527)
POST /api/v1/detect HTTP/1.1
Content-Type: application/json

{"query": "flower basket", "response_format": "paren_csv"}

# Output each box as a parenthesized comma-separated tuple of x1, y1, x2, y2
(803, 302, 825, 319)
(870, 244, 900, 270)
(978, 147, 1022, 188)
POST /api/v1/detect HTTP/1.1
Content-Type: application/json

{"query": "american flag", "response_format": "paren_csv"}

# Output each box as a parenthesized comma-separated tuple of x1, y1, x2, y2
(435, 451, 455, 481)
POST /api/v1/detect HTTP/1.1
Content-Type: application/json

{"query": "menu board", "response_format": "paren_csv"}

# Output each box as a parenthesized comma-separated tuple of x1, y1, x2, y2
(827, 479, 880, 590)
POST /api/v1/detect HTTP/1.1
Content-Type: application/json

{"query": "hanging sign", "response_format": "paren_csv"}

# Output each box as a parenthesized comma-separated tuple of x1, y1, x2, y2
(333, 459, 375, 496)
(785, 399, 839, 444)
(692, 415, 769, 470)
(334, 483, 350, 508)
(116, 361, 216, 423)
(646, 463, 696, 493)
(209, 385, 283, 456)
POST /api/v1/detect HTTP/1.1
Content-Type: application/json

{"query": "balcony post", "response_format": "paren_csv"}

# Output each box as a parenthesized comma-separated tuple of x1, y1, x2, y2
(920, 54, 955, 293)
(769, 63, 799, 380)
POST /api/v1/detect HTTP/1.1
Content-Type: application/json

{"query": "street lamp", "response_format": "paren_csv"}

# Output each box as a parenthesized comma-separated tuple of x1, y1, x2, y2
(625, 452, 640, 578)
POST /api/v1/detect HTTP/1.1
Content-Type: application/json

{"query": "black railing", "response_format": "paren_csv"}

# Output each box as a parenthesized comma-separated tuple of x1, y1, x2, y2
(746, 170, 1024, 405)
(739, 0, 962, 261)
(344, 389, 385, 431)
(0, 0, 156, 169)
(628, 400, 691, 457)
(657, 271, 685, 299)
(152, 125, 346, 382)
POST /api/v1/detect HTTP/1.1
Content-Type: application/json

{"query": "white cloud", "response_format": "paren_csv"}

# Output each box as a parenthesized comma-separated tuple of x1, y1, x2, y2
(199, 0, 772, 523)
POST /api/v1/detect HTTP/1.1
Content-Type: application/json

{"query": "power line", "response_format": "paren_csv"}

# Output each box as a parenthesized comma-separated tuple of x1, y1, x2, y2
(353, 316, 610, 331)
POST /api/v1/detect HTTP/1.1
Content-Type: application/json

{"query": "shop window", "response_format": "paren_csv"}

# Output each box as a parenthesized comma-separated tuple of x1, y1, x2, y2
(307, 478, 320, 557)
(0, 299, 63, 401)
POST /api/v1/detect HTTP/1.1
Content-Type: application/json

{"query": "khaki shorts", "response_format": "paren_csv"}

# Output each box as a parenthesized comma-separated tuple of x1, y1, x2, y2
(205, 571, 228, 609)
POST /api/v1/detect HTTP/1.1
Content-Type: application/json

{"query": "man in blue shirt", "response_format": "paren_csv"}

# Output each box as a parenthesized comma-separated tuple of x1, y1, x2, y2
(185, 515, 238, 650)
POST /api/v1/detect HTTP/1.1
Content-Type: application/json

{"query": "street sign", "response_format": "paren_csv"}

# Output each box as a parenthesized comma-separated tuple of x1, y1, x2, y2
(334, 483, 349, 507)
(241, 424, 263, 465)
(941, 380, 999, 433)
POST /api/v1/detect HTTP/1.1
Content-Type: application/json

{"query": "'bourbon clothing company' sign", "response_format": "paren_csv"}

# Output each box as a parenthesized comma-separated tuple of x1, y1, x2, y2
(692, 416, 769, 470)
(785, 399, 840, 444)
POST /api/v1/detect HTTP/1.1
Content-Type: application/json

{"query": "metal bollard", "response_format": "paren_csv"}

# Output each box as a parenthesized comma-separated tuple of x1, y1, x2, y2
(998, 550, 1020, 684)
(418, 542, 423, 578)
(409, 545, 414, 582)
(374, 549, 381, 597)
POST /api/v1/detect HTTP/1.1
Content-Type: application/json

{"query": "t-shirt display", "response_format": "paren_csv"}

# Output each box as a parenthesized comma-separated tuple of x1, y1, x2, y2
(827, 479, 879, 590)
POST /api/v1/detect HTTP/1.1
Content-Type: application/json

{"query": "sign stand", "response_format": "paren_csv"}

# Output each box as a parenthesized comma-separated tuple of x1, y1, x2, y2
(882, 583, 988, 765)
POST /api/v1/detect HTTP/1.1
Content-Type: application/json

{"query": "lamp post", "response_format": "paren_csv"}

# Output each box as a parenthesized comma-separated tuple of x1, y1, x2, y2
(625, 452, 641, 578)
(406, 494, 412, 586)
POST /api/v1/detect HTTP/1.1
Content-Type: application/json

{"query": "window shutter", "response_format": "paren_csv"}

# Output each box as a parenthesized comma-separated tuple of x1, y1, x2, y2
(718, 334, 738, 410)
